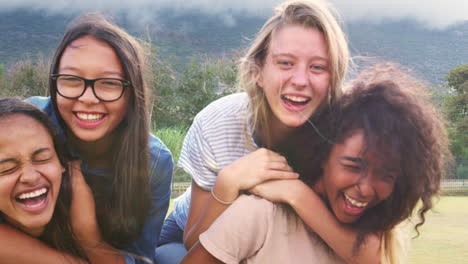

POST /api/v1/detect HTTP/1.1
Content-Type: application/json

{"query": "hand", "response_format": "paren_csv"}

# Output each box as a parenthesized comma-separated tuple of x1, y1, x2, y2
(217, 148, 299, 195)
(69, 160, 101, 248)
(249, 179, 314, 205)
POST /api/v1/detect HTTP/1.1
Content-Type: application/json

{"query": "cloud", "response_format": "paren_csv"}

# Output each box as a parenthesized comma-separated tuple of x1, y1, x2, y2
(0, 0, 466, 28)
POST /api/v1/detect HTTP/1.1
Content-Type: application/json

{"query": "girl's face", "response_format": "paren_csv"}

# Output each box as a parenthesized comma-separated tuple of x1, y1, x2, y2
(314, 130, 397, 224)
(0, 114, 64, 237)
(56, 35, 129, 142)
(258, 25, 330, 132)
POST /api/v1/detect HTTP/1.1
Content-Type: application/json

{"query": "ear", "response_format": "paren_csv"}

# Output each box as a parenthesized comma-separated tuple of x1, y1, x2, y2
(312, 178, 324, 194)
(256, 70, 264, 88)
(313, 161, 328, 194)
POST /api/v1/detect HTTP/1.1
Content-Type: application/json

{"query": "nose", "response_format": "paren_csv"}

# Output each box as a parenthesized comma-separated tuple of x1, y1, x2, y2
(78, 83, 100, 104)
(355, 175, 375, 199)
(291, 66, 308, 88)
(19, 164, 41, 185)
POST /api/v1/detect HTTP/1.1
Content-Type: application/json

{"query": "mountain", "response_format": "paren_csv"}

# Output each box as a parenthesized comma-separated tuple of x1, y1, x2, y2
(0, 8, 466, 85)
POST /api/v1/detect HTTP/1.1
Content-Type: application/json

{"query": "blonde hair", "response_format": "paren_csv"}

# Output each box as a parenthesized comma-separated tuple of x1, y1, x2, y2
(239, 0, 349, 148)
(380, 222, 411, 264)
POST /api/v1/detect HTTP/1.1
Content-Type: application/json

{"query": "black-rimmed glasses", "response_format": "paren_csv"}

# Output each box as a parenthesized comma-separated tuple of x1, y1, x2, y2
(50, 74, 130, 102)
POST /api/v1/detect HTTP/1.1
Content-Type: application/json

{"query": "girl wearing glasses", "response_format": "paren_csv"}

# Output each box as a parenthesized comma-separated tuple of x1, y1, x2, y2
(0, 13, 173, 264)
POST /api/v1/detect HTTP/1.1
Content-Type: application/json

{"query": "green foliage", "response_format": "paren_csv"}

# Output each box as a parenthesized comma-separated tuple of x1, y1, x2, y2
(442, 64, 468, 179)
(0, 55, 50, 97)
(153, 126, 190, 182)
(443, 64, 468, 159)
(151, 55, 238, 128)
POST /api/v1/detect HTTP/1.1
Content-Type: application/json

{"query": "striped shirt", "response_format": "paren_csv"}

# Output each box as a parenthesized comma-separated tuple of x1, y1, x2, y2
(178, 92, 258, 189)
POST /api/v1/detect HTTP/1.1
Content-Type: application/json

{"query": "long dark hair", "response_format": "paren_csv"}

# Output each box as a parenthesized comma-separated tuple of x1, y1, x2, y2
(284, 65, 451, 249)
(49, 13, 151, 248)
(0, 97, 86, 260)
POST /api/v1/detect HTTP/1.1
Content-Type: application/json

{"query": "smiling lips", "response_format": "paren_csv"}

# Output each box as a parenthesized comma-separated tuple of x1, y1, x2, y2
(281, 94, 311, 111)
(15, 187, 49, 211)
(343, 193, 369, 215)
(74, 112, 106, 129)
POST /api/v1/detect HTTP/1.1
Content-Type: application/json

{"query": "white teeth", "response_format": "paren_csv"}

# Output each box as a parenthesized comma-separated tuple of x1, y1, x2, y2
(344, 193, 368, 208)
(76, 113, 104, 121)
(18, 187, 47, 200)
(283, 95, 308, 103)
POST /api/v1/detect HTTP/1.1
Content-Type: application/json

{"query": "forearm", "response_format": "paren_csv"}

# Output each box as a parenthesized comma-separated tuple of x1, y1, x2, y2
(0, 224, 87, 264)
(183, 176, 239, 249)
(81, 242, 125, 264)
(288, 185, 381, 264)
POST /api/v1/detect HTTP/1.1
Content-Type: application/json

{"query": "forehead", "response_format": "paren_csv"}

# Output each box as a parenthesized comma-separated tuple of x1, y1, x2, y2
(0, 114, 53, 150)
(334, 129, 400, 169)
(268, 24, 328, 59)
(332, 130, 365, 157)
(59, 35, 124, 77)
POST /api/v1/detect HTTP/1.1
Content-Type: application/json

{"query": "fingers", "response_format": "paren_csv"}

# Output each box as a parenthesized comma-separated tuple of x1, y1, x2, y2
(267, 161, 294, 172)
(261, 170, 299, 181)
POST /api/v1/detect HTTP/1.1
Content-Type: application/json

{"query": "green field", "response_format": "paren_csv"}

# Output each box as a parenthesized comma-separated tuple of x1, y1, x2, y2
(408, 196, 468, 264)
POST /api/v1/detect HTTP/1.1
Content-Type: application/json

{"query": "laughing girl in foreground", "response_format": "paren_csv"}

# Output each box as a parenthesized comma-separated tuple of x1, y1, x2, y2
(0, 98, 87, 263)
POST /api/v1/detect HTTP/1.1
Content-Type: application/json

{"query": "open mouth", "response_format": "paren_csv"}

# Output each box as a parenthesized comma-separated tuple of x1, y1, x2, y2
(342, 193, 368, 215)
(281, 94, 311, 108)
(16, 187, 49, 208)
(75, 112, 106, 122)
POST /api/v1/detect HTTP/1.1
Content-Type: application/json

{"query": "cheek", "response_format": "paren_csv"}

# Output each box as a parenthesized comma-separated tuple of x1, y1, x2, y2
(56, 97, 71, 115)
(376, 183, 395, 201)
(113, 98, 129, 122)
(0, 177, 17, 207)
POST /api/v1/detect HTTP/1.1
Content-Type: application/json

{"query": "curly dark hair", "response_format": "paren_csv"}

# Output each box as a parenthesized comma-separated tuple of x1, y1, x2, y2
(281, 64, 451, 249)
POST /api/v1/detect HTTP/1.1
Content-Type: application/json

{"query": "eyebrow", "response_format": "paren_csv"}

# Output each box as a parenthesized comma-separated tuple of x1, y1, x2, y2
(58, 66, 125, 78)
(33, 148, 52, 156)
(0, 158, 17, 165)
(339, 156, 364, 164)
(271, 52, 328, 61)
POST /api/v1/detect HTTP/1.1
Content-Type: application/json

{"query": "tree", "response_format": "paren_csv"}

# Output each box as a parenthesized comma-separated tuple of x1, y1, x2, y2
(443, 63, 468, 178)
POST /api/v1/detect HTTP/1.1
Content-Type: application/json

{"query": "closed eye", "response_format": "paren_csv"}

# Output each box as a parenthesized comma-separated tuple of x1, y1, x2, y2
(0, 159, 18, 175)
(32, 148, 53, 163)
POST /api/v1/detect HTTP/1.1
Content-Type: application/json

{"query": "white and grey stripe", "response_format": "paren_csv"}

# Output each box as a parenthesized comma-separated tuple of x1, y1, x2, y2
(177, 93, 258, 190)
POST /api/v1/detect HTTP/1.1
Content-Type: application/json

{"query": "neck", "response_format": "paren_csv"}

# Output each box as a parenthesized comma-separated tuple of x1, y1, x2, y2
(67, 129, 117, 168)
(265, 115, 296, 148)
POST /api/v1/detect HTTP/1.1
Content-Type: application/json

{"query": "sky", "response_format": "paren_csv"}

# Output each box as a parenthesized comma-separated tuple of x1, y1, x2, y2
(0, 0, 466, 29)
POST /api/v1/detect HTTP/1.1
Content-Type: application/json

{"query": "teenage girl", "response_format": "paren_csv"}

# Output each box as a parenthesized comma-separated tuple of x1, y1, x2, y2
(0, 14, 173, 264)
(0, 98, 87, 263)
(156, 0, 352, 263)
(181, 66, 450, 264)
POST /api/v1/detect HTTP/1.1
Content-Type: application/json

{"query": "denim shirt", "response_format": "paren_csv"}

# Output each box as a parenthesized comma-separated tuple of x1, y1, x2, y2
(26, 96, 174, 264)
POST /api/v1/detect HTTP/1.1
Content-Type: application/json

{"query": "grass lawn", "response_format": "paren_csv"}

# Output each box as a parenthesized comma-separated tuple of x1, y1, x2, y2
(408, 196, 468, 264)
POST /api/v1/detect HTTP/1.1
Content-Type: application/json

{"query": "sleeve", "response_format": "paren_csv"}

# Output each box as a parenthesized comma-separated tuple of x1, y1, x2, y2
(199, 195, 273, 264)
(124, 138, 174, 264)
(177, 114, 218, 190)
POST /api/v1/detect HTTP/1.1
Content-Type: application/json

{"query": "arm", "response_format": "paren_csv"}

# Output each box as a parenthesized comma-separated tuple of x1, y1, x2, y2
(182, 195, 271, 264)
(0, 224, 87, 264)
(183, 148, 298, 249)
(181, 241, 223, 264)
(69, 161, 125, 264)
(250, 180, 381, 264)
